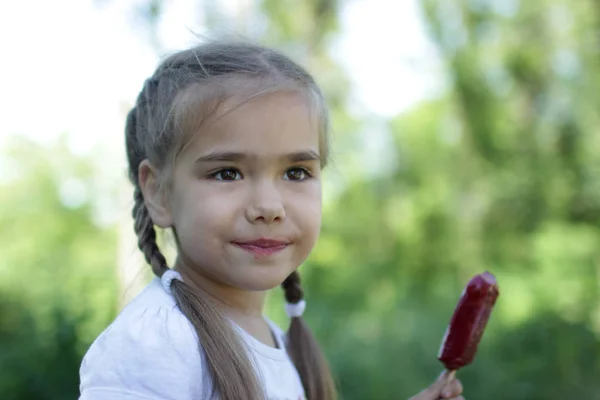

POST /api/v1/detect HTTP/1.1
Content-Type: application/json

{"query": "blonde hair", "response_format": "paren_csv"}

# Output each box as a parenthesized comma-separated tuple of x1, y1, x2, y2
(124, 39, 336, 400)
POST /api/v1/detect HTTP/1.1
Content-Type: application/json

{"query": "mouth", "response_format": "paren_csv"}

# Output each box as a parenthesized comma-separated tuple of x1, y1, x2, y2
(231, 238, 291, 257)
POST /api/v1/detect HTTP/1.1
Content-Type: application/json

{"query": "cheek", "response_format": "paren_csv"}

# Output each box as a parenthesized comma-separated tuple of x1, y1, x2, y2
(170, 183, 239, 240)
(306, 204, 323, 243)
(289, 183, 322, 236)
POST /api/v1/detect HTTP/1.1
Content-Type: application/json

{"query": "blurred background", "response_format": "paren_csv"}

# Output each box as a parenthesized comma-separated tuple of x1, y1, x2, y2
(1, 0, 599, 399)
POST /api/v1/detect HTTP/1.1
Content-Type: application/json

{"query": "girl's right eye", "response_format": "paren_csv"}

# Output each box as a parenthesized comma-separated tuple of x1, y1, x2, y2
(210, 168, 242, 181)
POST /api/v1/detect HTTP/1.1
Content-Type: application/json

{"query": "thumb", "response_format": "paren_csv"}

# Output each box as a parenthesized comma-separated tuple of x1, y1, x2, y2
(423, 370, 453, 398)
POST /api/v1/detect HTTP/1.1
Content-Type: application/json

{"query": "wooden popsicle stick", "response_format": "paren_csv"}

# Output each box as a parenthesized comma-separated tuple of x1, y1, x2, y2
(445, 370, 456, 383)
(438, 370, 456, 399)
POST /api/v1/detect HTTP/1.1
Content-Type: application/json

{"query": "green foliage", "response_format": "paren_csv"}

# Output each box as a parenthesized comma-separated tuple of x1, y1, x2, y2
(0, 295, 89, 400)
(0, 136, 119, 399)
(295, 0, 600, 397)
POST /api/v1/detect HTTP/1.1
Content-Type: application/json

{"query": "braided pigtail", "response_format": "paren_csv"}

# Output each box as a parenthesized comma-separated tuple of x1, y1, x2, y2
(132, 186, 169, 276)
(282, 271, 337, 400)
(126, 107, 169, 278)
(169, 279, 264, 399)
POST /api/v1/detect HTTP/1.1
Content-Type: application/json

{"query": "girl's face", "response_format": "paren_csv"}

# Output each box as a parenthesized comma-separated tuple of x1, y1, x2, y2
(165, 91, 322, 291)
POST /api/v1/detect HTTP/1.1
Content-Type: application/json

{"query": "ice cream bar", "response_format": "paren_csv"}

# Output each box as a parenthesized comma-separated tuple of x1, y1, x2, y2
(438, 271, 499, 371)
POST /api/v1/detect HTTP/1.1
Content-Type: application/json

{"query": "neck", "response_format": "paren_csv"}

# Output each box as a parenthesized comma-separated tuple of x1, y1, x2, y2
(173, 256, 267, 319)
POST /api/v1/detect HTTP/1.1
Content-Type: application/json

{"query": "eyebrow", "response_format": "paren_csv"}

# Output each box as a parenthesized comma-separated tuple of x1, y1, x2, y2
(194, 150, 322, 163)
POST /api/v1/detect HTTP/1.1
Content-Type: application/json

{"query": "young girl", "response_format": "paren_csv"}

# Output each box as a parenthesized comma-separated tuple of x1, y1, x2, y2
(78, 39, 465, 400)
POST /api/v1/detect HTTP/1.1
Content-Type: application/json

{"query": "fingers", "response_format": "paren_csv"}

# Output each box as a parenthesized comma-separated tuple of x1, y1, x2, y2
(440, 376, 463, 399)
(407, 370, 464, 400)
(408, 370, 452, 400)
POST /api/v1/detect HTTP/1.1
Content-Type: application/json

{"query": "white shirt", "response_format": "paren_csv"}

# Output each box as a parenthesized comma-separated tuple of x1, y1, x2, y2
(79, 278, 306, 400)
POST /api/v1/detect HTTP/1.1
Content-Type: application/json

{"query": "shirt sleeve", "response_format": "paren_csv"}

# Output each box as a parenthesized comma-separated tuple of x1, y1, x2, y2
(79, 305, 206, 400)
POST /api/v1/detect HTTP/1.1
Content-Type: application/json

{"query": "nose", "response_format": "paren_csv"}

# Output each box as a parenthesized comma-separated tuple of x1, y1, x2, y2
(245, 180, 285, 224)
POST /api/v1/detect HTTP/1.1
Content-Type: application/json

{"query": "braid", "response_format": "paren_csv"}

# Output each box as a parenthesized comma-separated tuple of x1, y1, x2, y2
(132, 186, 168, 277)
(125, 87, 169, 279)
(282, 270, 304, 304)
(283, 270, 338, 400)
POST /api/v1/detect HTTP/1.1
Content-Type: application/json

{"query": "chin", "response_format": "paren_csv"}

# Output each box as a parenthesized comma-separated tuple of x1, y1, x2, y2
(236, 266, 294, 291)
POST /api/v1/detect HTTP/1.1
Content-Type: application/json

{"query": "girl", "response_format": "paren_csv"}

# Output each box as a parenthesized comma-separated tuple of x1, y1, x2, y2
(78, 39, 465, 400)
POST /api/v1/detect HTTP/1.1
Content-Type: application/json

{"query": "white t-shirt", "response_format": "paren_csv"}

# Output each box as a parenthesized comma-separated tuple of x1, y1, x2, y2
(79, 278, 306, 400)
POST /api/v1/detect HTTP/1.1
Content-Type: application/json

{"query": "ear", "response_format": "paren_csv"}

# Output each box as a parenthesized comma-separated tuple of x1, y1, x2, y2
(138, 160, 173, 228)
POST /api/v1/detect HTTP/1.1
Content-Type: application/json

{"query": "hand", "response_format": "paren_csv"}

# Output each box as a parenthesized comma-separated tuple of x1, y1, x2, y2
(408, 370, 464, 400)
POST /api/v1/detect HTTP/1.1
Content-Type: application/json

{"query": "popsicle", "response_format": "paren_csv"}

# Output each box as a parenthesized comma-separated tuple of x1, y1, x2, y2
(437, 271, 499, 380)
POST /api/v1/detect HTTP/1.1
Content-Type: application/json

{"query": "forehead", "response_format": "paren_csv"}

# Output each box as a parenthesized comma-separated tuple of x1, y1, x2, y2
(183, 91, 320, 159)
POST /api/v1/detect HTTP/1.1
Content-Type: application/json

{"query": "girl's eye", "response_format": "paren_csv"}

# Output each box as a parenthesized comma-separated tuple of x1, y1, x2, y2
(211, 168, 242, 181)
(284, 167, 311, 181)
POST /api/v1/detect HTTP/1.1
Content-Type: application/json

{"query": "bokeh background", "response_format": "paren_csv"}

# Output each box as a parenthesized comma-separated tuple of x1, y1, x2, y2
(1, 0, 599, 399)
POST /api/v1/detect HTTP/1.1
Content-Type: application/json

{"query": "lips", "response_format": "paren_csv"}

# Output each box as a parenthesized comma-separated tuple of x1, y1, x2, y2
(234, 238, 289, 247)
(231, 238, 290, 257)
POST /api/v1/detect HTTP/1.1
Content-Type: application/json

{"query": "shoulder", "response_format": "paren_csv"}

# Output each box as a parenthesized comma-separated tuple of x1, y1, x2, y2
(79, 279, 209, 400)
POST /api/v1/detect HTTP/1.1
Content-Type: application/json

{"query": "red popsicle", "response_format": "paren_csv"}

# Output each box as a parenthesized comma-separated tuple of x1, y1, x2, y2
(438, 271, 499, 376)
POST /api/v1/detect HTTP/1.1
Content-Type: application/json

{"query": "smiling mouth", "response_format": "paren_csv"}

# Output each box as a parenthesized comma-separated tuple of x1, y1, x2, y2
(231, 239, 290, 257)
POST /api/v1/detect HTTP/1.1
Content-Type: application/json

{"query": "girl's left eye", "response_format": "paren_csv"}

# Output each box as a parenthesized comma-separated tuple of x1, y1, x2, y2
(284, 167, 311, 181)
